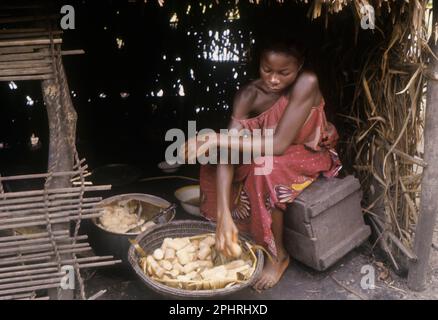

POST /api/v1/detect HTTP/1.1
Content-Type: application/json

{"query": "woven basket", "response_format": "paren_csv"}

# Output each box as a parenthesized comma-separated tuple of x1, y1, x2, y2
(127, 220, 264, 299)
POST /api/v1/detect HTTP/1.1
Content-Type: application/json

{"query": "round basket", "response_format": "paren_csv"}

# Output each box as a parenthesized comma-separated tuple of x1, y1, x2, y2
(127, 220, 264, 299)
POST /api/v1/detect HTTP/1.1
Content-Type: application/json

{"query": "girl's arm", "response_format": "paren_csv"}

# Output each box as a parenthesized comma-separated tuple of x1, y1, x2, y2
(215, 87, 255, 257)
(215, 163, 238, 257)
(185, 72, 320, 162)
(217, 72, 320, 156)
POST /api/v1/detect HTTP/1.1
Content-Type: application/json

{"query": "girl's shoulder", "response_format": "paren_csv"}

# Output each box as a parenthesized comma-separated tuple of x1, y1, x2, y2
(234, 79, 275, 104)
(291, 70, 319, 92)
(233, 80, 266, 119)
(285, 70, 321, 103)
(234, 80, 259, 101)
(232, 81, 259, 114)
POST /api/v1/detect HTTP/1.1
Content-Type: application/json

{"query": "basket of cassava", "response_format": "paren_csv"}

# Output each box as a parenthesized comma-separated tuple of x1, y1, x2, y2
(127, 220, 264, 299)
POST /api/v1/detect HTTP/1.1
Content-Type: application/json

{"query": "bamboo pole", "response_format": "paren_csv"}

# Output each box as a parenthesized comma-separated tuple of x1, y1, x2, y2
(0, 247, 95, 265)
(0, 293, 35, 300)
(0, 212, 103, 230)
(0, 166, 88, 182)
(0, 191, 94, 207)
(0, 282, 60, 296)
(0, 255, 116, 275)
(0, 14, 59, 24)
(73, 158, 86, 169)
(0, 28, 46, 34)
(74, 260, 122, 269)
(0, 5, 45, 11)
(0, 66, 52, 76)
(0, 38, 62, 47)
(0, 196, 96, 211)
(62, 255, 116, 265)
(0, 235, 88, 253)
(0, 234, 71, 248)
(0, 255, 51, 266)
(0, 230, 69, 243)
(0, 45, 47, 54)
(0, 267, 60, 279)
(0, 31, 63, 40)
(0, 209, 101, 229)
(0, 74, 52, 81)
(0, 206, 100, 223)
(0, 195, 98, 212)
(408, 0, 438, 291)
(0, 242, 90, 257)
(0, 230, 68, 242)
(0, 185, 111, 199)
(0, 198, 101, 217)
(88, 290, 106, 300)
(0, 277, 64, 290)
(58, 247, 91, 256)
(61, 50, 85, 56)
(0, 60, 52, 69)
(0, 259, 118, 282)
(0, 253, 115, 297)
(0, 52, 49, 62)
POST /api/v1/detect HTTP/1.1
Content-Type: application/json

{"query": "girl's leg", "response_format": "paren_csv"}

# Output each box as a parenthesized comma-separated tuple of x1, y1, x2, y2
(253, 207, 290, 290)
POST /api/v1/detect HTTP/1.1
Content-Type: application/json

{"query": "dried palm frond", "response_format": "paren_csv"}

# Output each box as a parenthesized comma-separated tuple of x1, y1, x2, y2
(343, 0, 432, 263)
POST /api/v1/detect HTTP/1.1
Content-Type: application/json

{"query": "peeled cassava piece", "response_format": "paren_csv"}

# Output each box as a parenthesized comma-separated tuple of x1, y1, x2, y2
(164, 248, 175, 260)
(230, 243, 242, 258)
(153, 248, 164, 260)
(137, 233, 258, 291)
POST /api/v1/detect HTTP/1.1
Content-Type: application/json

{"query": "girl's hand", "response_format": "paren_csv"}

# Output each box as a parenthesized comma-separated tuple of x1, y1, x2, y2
(216, 211, 239, 258)
(318, 124, 339, 149)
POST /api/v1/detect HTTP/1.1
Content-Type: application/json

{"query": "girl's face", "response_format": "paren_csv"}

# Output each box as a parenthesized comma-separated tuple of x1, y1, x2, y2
(259, 51, 302, 93)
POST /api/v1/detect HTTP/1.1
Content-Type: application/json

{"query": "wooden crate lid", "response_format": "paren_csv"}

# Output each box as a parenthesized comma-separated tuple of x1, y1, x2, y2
(293, 175, 362, 218)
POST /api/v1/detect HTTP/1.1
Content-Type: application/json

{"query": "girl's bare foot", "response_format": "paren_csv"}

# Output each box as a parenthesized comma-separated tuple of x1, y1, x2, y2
(253, 251, 290, 290)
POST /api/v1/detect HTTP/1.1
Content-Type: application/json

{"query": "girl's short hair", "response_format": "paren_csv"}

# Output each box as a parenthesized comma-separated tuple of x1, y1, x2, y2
(259, 34, 306, 64)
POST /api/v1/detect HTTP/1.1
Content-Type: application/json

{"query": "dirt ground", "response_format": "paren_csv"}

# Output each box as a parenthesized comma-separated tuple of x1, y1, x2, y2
(83, 222, 438, 300)
(82, 173, 438, 300)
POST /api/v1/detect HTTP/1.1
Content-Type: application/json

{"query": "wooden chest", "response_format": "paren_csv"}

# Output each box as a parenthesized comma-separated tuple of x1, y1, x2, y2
(283, 175, 371, 271)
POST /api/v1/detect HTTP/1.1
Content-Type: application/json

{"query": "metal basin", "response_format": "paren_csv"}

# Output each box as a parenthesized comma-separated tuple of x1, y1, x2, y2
(88, 193, 176, 267)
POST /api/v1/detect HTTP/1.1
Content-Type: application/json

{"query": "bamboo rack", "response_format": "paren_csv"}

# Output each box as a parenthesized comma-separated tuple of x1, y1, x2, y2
(0, 163, 119, 300)
(0, 3, 121, 300)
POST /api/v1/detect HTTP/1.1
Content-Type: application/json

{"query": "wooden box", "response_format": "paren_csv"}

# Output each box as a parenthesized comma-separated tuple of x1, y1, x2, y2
(283, 175, 371, 271)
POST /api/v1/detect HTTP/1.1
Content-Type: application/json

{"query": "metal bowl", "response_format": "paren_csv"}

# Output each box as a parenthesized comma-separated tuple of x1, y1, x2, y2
(89, 193, 176, 267)
(158, 161, 181, 173)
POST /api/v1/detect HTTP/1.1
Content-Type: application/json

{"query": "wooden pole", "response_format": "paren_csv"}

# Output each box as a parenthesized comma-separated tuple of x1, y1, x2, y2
(408, 0, 438, 291)
(0, 38, 62, 47)
(41, 56, 75, 300)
